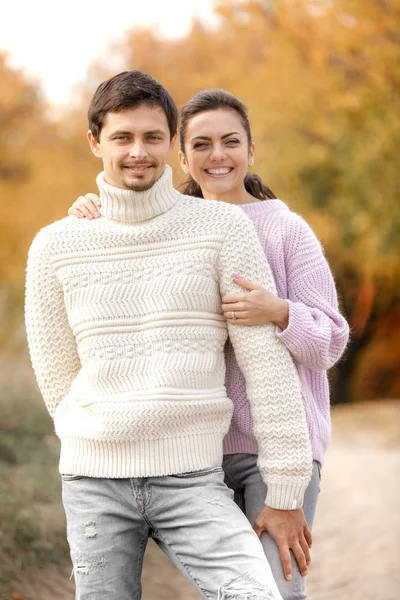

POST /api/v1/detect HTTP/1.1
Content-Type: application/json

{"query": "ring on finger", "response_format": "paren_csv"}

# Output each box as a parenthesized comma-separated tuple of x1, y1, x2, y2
(231, 311, 236, 321)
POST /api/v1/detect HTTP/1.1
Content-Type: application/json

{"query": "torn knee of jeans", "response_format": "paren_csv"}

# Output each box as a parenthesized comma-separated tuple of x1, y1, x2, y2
(83, 521, 97, 538)
(218, 572, 278, 599)
(75, 556, 106, 576)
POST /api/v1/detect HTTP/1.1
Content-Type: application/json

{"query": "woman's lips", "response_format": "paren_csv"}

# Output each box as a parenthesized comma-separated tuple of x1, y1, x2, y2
(204, 167, 234, 178)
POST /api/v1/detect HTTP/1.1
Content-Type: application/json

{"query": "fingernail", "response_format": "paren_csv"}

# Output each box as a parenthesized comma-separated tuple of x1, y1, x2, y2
(287, 575, 292, 581)
(233, 274, 242, 279)
(87, 214, 93, 219)
(95, 212, 101, 218)
(95, 201, 101, 207)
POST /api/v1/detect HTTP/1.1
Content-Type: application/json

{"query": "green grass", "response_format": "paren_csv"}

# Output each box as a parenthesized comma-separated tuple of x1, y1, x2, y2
(0, 354, 70, 595)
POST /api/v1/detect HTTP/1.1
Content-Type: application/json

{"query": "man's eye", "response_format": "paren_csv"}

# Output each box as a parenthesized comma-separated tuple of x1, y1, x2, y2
(116, 136, 128, 141)
(148, 136, 161, 141)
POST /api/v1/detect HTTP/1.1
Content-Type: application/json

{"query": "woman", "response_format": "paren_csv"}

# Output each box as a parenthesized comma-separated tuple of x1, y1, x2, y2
(68, 89, 349, 600)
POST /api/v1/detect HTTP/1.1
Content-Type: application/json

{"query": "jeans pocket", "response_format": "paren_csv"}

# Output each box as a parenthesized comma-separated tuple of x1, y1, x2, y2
(61, 474, 86, 482)
(173, 466, 223, 479)
(222, 455, 233, 469)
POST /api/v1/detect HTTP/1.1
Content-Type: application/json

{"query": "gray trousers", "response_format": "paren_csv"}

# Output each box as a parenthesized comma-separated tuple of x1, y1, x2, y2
(62, 466, 283, 600)
(223, 454, 321, 600)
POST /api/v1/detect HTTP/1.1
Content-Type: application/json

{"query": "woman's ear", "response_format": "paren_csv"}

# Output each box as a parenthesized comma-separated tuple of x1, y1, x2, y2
(178, 150, 190, 175)
(248, 142, 255, 167)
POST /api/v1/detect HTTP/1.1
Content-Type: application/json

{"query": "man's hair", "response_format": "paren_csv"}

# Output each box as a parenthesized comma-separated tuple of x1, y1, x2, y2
(88, 70, 178, 141)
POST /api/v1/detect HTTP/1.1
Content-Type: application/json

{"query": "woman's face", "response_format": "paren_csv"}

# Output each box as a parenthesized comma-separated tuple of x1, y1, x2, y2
(179, 108, 254, 200)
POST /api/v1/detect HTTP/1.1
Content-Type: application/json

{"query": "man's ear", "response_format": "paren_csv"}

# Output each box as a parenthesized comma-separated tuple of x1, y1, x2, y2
(87, 130, 101, 158)
(169, 133, 178, 151)
(178, 150, 190, 175)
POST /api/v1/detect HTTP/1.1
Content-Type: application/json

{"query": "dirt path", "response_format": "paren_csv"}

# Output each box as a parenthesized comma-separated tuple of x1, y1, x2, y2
(6, 401, 399, 600)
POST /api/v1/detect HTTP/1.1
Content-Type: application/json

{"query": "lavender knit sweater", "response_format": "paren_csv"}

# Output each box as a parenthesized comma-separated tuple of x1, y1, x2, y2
(223, 200, 349, 466)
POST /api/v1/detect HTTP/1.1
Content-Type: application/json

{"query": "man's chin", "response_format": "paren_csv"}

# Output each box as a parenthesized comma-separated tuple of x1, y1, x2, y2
(125, 182, 154, 192)
(123, 176, 156, 192)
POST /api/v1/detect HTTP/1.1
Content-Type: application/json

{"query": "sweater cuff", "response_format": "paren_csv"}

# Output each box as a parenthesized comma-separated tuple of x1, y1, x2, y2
(264, 481, 307, 510)
(275, 300, 304, 344)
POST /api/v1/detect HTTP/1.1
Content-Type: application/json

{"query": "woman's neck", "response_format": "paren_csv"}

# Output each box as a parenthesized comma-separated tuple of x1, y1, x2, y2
(202, 184, 259, 206)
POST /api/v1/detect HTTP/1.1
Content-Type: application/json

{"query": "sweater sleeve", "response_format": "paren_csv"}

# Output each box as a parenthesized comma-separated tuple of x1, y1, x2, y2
(25, 229, 81, 419)
(276, 216, 349, 371)
(218, 210, 312, 510)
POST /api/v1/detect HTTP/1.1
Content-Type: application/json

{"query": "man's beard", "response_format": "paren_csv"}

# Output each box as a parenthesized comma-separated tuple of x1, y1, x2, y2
(121, 164, 158, 192)
(124, 180, 155, 192)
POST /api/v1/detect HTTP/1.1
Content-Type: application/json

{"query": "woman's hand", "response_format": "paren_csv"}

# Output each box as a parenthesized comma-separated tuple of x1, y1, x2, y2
(222, 275, 289, 329)
(68, 194, 102, 219)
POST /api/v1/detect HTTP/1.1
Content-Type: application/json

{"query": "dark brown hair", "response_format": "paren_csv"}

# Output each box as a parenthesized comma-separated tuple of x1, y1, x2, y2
(88, 71, 178, 142)
(179, 89, 276, 200)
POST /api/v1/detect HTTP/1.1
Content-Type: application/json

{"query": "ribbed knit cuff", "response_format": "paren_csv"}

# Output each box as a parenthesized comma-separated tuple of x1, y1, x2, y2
(275, 300, 303, 344)
(223, 429, 258, 456)
(264, 482, 307, 510)
(276, 300, 323, 368)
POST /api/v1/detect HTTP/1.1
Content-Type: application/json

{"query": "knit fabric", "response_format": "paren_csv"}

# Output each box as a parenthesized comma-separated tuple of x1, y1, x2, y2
(223, 200, 349, 465)
(25, 166, 312, 510)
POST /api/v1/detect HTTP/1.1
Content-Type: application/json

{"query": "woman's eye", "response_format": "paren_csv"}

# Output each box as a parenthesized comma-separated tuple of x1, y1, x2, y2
(226, 139, 240, 145)
(193, 142, 207, 149)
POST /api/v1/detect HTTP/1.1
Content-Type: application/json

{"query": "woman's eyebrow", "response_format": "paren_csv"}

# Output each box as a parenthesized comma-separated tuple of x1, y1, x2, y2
(191, 132, 241, 142)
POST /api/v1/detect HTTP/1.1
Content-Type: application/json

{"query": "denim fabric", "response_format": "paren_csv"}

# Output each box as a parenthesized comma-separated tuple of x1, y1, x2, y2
(223, 455, 321, 600)
(62, 467, 283, 600)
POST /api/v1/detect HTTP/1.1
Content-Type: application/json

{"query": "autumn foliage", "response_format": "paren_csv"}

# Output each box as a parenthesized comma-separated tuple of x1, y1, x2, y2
(0, 0, 399, 402)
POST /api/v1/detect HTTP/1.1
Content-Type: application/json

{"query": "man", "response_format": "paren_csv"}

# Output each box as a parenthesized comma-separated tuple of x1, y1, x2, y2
(25, 70, 312, 600)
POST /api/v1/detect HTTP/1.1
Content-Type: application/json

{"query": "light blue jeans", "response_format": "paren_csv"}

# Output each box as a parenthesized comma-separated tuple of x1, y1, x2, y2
(222, 455, 321, 600)
(62, 466, 283, 599)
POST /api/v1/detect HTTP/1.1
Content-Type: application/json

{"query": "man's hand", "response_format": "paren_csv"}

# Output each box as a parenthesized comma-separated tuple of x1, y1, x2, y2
(253, 505, 312, 580)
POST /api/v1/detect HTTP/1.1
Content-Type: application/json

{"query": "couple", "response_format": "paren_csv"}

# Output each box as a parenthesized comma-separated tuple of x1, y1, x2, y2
(25, 70, 348, 600)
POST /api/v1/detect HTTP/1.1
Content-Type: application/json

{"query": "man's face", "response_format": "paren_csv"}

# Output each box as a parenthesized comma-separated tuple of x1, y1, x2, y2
(88, 105, 176, 191)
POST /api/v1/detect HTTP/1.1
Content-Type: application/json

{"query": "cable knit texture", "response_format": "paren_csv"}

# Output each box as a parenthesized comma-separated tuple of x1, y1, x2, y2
(223, 200, 349, 466)
(25, 167, 312, 510)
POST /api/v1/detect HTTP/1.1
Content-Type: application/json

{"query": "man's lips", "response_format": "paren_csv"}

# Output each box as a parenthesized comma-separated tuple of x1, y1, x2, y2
(204, 167, 234, 178)
(123, 164, 155, 174)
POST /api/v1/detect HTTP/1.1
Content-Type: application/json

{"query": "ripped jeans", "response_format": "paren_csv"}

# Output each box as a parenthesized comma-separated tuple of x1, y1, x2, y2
(62, 467, 282, 600)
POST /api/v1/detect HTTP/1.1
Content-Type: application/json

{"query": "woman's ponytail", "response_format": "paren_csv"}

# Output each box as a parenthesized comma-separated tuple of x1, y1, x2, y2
(244, 173, 277, 200)
(179, 176, 204, 198)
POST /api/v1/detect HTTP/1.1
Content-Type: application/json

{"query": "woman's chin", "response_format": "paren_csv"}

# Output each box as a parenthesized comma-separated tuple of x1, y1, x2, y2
(202, 182, 235, 198)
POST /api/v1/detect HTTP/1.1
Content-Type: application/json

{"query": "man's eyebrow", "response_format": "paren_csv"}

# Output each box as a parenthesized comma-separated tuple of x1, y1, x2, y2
(108, 129, 166, 138)
(108, 130, 132, 138)
(191, 132, 242, 142)
(145, 129, 165, 135)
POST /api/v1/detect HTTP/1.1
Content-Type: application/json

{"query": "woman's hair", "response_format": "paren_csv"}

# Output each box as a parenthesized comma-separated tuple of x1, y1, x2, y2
(179, 89, 276, 200)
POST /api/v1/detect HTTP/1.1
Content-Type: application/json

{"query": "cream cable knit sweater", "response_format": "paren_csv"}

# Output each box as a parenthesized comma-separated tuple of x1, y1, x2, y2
(25, 166, 312, 510)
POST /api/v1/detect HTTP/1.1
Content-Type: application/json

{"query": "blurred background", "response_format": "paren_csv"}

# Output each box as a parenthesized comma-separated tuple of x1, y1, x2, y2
(0, 1, 399, 599)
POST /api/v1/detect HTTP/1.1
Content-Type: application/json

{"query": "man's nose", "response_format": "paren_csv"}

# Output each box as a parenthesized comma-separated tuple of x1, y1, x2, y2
(129, 141, 148, 159)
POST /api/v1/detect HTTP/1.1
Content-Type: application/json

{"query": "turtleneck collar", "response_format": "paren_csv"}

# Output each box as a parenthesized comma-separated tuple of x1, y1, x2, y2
(96, 165, 181, 223)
